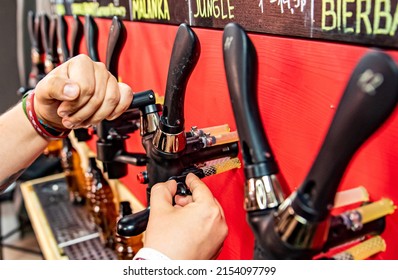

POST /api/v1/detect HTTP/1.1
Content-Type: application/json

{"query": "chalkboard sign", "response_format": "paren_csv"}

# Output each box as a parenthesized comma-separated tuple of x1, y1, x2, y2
(51, 0, 131, 19)
(51, 0, 398, 49)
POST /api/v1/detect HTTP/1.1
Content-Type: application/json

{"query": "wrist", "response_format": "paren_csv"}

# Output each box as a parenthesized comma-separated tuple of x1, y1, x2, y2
(22, 90, 71, 140)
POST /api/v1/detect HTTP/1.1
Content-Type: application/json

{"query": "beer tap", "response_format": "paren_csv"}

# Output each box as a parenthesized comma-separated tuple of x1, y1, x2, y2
(84, 15, 100, 63)
(96, 16, 150, 179)
(117, 23, 240, 237)
(40, 14, 59, 74)
(70, 15, 83, 59)
(249, 51, 398, 259)
(56, 15, 69, 64)
(25, 11, 46, 92)
(222, 23, 287, 259)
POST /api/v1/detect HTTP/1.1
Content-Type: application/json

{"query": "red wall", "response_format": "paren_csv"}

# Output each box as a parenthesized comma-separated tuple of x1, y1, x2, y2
(66, 16, 398, 260)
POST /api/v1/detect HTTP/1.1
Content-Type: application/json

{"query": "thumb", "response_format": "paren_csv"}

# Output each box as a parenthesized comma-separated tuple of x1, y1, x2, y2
(185, 173, 214, 204)
(149, 180, 178, 213)
(35, 75, 80, 103)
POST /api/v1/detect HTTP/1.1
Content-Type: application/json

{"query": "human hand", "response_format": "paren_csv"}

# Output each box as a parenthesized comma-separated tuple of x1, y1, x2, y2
(33, 54, 133, 131)
(144, 173, 228, 260)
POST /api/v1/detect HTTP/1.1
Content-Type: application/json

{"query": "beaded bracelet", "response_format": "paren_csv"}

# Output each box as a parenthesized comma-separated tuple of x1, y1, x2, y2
(22, 91, 71, 141)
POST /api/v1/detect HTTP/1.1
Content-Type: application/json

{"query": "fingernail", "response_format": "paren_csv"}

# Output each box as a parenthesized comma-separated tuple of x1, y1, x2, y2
(63, 84, 79, 98)
(58, 111, 68, 118)
(63, 120, 74, 129)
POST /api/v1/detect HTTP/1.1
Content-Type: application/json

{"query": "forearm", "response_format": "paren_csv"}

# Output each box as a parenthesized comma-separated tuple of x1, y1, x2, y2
(0, 103, 48, 189)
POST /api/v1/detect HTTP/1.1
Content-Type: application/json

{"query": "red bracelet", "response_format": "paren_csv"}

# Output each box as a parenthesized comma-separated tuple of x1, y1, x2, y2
(24, 91, 70, 140)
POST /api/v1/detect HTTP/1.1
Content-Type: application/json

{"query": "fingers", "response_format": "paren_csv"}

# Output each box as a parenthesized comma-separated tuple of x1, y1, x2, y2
(64, 74, 119, 128)
(174, 195, 193, 207)
(185, 173, 215, 204)
(35, 75, 80, 104)
(149, 180, 178, 212)
(106, 83, 133, 120)
(34, 54, 133, 129)
(60, 61, 109, 119)
(185, 173, 226, 224)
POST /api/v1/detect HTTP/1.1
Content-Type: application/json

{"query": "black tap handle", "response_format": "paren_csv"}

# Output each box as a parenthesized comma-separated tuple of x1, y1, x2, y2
(127, 90, 156, 110)
(28, 12, 45, 88)
(168, 167, 206, 196)
(27, 11, 37, 50)
(294, 51, 398, 221)
(84, 15, 99, 62)
(40, 14, 50, 57)
(117, 207, 150, 236)
(161, 23, 200, 134)
(56, 15, 69, 63)
(49, 16, 59, 63)
(105, 16, 126, 78)
(223, 23, 278, 178)
(34, 13, 44, 55)
(41, 14, 59, 73)
(70, 15, 83, 58)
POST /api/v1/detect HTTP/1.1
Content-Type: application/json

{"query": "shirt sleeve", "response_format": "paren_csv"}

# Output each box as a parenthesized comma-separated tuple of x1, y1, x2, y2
(133, 248, 171, 260)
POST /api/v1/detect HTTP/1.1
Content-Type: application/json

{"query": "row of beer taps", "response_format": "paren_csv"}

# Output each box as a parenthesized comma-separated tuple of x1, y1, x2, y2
(24, 10, 398, 259)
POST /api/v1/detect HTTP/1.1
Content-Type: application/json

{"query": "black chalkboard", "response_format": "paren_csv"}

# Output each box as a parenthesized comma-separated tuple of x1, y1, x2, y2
(52, 0, 398, 49)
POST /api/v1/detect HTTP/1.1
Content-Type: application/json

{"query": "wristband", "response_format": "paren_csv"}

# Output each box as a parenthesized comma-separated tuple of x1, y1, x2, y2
(22, 91, 71, 141)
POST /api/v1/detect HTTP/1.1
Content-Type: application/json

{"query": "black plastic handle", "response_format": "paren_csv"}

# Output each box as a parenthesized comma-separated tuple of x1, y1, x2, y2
(105, 16, 126, 78)
(34, 13, 44, 55)
(70, 15, 83, 58)
(117, 207, 150, 236)
(223, 23, 278, 179)
(84, 15, 99, 62)
(48, 16, 59, 63)
(127, 90, 156, 110)
(160, 23, 200, 134)
(56, 15, 69, 63)
(40, 14, 50, 56)
(27, 11, 37, 50)
(293, 51, 398, 221)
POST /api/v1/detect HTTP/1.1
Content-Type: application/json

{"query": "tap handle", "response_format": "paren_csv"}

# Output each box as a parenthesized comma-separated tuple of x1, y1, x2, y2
(105, 16, 126, 78)
(49, 16, 59, 63)
(161, 23, 200, 134)
(56, 15, 69, 63)
(127, 89, 156, 110)
(117, 207, 150, 236)
(294, 51, 398, 221)
(27, 11, 37, 51)
(34, 13, 44, 56)
(223, 23, 278, 178)
(84, 15, 99, 62)
(40, 14, 50, 57)
(70, 15, 83, 58)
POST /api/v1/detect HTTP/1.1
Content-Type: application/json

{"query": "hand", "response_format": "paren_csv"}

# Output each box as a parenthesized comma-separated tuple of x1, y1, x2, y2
(33, 54, 133, 130)
(145, 173, 228, 260)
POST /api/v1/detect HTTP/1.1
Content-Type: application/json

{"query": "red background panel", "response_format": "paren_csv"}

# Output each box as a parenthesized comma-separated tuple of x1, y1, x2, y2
(65, 16, 398, 260)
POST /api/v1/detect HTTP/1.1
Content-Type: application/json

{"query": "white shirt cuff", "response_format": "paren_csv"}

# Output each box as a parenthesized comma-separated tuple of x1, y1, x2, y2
(133, 248, 171, 260)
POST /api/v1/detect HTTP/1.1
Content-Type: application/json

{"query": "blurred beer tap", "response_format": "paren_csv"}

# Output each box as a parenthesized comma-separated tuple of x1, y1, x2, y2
(84, 15, 100, 63)
(21, 11, 46, 94)
(117, 23, 240, 237)
(70, 15, 83, 59)
(96, 16, 150, 179)
(222, 23, 287, 259)
(56, 15, 69, 64)
(251, 51, 398, 259)
(40, 14, 59, 74)
(322, 198, 395, 252)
